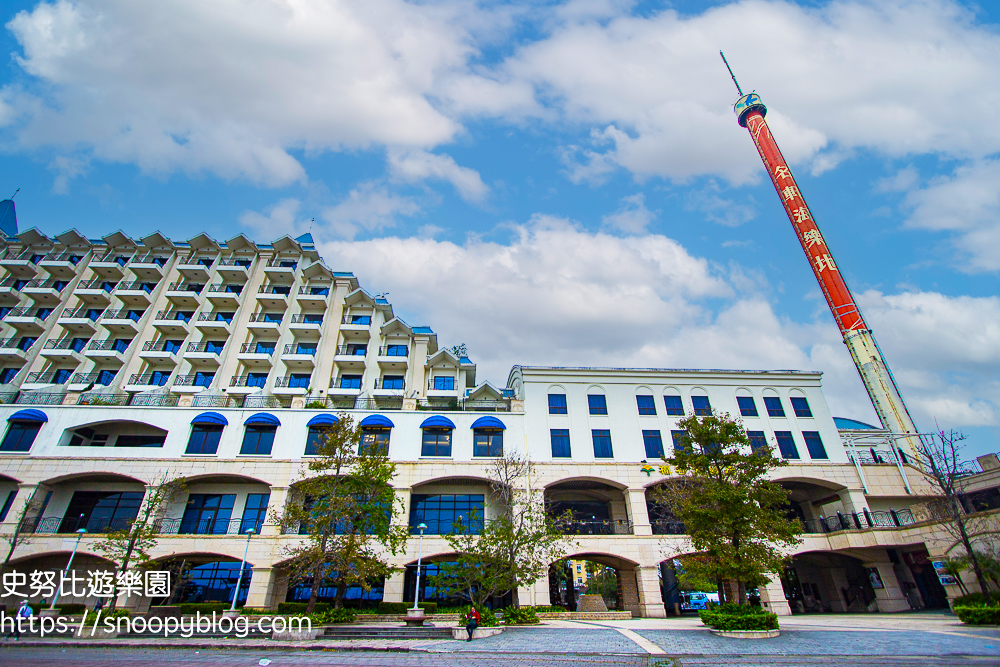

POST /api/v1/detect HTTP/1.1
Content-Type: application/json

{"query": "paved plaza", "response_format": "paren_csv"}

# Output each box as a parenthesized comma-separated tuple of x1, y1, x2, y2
(2, 612, 999, 666)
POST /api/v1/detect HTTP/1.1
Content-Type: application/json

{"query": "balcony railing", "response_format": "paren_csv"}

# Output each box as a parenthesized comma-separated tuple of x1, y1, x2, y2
(298, 286, 330, 296)
(266, 258, 297, 269)
(290, 314, 323, 325)
(128, 373, 171, 386)
(379, 346, 408, 357)
(187, 342, 223, 354)
(373, 378, 405, 390)
(116, 280, 156, 293)
(335, 346, 367, 356)
(218, 258, 253, 268)
(15, 392, 65, 405)
(87, 339, 129, 352)
(0, 338, 24, 350)
(142, 340, 180, 353)
(244, 394, 290, 409)
(155, 310, 193, 323)
(283, 344, 316, 356)
(416, 398, 511, 412)
(240, 343, 274, 355)
(552, 519, 634, 536)
(248, 313, 282, 324)
(192, 394, 238, 408)
(103, 309, 144, 322)
(651, 520, 687, 535)
(25, 372, 71, 384)
(354, 397, 403, 411)
(128, 393, 180, 407)
(21, 278, 67, 291)
(153, 517, 270, 535)
(177, 255, 217, 268)
(800, 508, 916, 534)
(206, 284, 242, 296)
(71, 372, 102, 384)
(131, 254, 168, 267)
(78, 278, 119, 291)
(230, 375, 268, 388)
(44, 338, 87, 351)
(26, 516, 137, 535)
(60, 307, 104, 320)
(77, 392, 130, 406)
(197, 312, 233, 324)
(167, 282, 203, 294)
(274, 376, 310, 389)
(175, 374, 214, 387)
(258, 285, 291, 295)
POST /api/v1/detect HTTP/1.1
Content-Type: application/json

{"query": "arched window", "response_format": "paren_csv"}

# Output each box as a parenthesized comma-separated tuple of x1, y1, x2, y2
(241, 413, 279, 456)
(305, 414, 337, 456)
(420, 416, 455, 457)
(471, 416, 505, 458)
(0, 409, 46, 452)
(186, 412, 227, 455)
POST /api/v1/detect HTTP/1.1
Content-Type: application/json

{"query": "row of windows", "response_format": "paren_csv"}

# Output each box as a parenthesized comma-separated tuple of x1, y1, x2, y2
(547, 428, 828, 460)
(548, 393, 813, 420)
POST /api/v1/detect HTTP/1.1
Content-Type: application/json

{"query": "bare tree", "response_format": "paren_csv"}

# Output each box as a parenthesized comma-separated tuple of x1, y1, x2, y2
(0, 488, 39, 573)
(914, 428, 994, 601)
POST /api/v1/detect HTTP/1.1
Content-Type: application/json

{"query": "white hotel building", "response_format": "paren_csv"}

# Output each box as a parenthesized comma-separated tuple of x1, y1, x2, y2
(0, 223, 960, 617)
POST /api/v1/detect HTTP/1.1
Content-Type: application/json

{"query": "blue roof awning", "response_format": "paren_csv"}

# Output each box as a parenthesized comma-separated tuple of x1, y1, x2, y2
(360, 414, 394, 429)
(307, 414, 338, 428)
(245, 413, 280, 427)
(191, 412, 228, 426)
(471, 416, 505, 430)
(420, 415, 456, 430)
(8, 409, 47, 423)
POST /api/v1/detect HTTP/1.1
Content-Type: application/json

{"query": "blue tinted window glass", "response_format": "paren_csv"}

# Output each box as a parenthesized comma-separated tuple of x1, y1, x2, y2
(737, 396, 758, 417)
(409, 494, 483, 535)
(791, 397, 813, 418)
(588, 394, 607, 415)
(548, 394, 567, 414)
(764, 396, 785, 417)
(803, 431, 827, 459)
(775, 431, 799, 459)
(550, 429, 571, 457)
(636, 395, 656, 416)
(747, 431, 768, 454)
(692, 396, 711, 416)
(663, 395, 683, 416)
(592, 429, 613, 458)
(642, 430, 663, 459)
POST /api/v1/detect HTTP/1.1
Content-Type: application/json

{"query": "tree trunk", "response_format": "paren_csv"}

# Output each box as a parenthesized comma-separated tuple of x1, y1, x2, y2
(333, 579, 347, 609)
(952, 497, 991, 602)
(716, 576, 726, 604)
(307, 562, 324, 613)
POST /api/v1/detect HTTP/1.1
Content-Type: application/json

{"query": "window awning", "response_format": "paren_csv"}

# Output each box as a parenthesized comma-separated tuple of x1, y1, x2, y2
(360, 414, 394, 429)
(420, 415, 456, 430)
(7, 409, 47, 423)
(307, 414, 338, 428)
(245, 413, 280, 427)
(471, 416, 505, 430)
(191, 412, 227, 426)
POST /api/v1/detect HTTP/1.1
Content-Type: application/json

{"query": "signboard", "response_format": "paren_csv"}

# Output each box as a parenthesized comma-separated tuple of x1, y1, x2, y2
(932, 561, 958, 586)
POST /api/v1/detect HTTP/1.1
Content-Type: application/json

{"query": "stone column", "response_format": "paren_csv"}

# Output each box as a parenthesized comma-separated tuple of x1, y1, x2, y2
(635, 565, 666, 618)
(862, 558, 910, 612)
(0, 483, 41, 532)
(383, 570, 406, 604)
(837, 488, 870, 514)
(244, 567, 275, 609)
(619, 567, 640, 616)
(516, 572, 550, 607)
(626, 489, 652, 536)
(757, 577, 792, 616)
(261, 486, 289, 536)
(393, 487, 411, 526)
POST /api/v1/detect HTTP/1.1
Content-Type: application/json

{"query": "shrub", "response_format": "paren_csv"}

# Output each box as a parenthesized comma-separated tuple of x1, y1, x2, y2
(532, 605, 568, 613)
(240, 607, 271, 615)
(305, 401, 326, 409)
(277, 602, 330, 615)
(457, 605, 499, 627)
(178, 603, 227, 615)
(954, 593, 997, 607)
(84, 609, 130, 625)
(954, 606, 1000, 625)
(54, 603, 87, 615)
(310, 607, 356, 624)
(699, 603, 778, 631)
(502, 607, 539, 625)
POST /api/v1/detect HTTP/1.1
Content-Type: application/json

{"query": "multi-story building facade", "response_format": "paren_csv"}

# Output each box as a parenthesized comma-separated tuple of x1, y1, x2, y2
(0, 223, 967, 617)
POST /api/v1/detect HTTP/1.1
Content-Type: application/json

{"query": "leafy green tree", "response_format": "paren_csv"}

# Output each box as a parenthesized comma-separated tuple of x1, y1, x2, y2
(431, 451, 570, 607)
(652, 411, 802, 605)
(93, 473, 184, 610)
(278, 414, 408, 612)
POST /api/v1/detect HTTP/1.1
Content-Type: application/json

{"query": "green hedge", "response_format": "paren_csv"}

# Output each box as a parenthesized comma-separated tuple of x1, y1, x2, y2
(178, 603, 228, 615)
(240, 607, 271, 615)
(457, 605, 499, 627)
(310, 607, 356, 624)
(531, 605, 568, 613)
(55, 603, 87, 615)
(954, 606, 1000, 625)
(277, 602, 328, 615)
(954, 593, 998, 607)
(502, 607, 539, 625)
(699, 604, 778, 631)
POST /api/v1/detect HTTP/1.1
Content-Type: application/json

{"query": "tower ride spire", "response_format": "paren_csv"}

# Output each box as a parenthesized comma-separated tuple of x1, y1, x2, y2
(721, 53, 919, 451)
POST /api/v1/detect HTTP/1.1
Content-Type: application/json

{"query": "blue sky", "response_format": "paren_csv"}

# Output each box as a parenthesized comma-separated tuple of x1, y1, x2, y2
(1, 0, 999, 456)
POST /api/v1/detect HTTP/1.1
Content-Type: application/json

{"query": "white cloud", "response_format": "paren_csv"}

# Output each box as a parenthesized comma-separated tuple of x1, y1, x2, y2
(320, 182, 421, 240)
(901, 159, 1000, 272)
(48, 154, 89, 194)
(602, 193, 656, 234)
(239, 198, 312, 240)
(388, 149, 489, 203)
(684, 181, 756, 227)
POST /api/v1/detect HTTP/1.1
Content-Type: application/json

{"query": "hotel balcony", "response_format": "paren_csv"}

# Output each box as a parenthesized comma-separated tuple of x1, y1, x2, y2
(0, 338, 30, 364)
(173, 373, 215, 393)
(0, 282, 21, 306)
(339, 315, 371, 339)
(139, 340, 179, 364)
(185, 342, 223, 366)
(23, 370, 74, 390)
(88, 254, 128, 279)
(217, 258, 251, 282)
(21, 278, 68, 305)
(427, 378, 459, 398)
(57, 306, 102, 334)
(0, 251, 38, 277)
(83, 339, 129, 364)
(40, 338, 86, 363)
(126, 372, 173, 391)
(128, 254, 168, 279)
(263, 258, 297, 281)
(333, 345, 367, 369)
(237, 342, 274, 367)
(373, 377, 405, 397)
(115, 280, 156, 306)
(229, 374, 269, 394)
(328, 383, 362, 397)
(281, 344, 316, 369)
(165, 282, 204, 308)
(378, 346, 409, 369)
(69, 371, 117, 391)
(195, 312, 233, 335)
(38, 252, 83, 278)
(205, 284, 242, 308)
(296, 286, 330, 307)
(273, 375, 310, 395)
(256, 285, 289, 309)
(288, 313, 323, 336)
(176, 257, 214, 281)
(247, 312, 282, 332)
(153, 310, 192, 335)
(101, 309, 144, 335)
(4, 307, 48, 335)
(75, 278, 117, 305)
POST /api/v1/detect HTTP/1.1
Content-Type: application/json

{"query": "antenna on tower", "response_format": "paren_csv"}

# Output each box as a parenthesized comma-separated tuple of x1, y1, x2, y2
(10, 188, 19, 200)
(719, 51, 743, 96)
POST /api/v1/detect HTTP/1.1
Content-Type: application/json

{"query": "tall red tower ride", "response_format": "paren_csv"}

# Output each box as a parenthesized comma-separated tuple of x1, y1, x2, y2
(720, 53, 919, 448)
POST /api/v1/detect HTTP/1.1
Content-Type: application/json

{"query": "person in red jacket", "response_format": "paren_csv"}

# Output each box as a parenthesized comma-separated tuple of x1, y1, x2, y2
(465, 606, 481, 641)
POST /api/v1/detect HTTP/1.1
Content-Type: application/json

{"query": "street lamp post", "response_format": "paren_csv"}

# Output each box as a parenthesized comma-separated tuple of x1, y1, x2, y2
(412, 523, 427, 611)
(49, 528, 86, 611)
(229, 528, 255, 613)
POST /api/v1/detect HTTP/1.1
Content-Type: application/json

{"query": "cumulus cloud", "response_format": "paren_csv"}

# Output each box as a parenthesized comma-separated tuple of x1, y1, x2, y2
(602, 193, 656, 234)
(319, 182, 421, 240)
(388, 149, 489, 203)
(239, 198, 312, 240)
(900, 159, 1000, 272)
